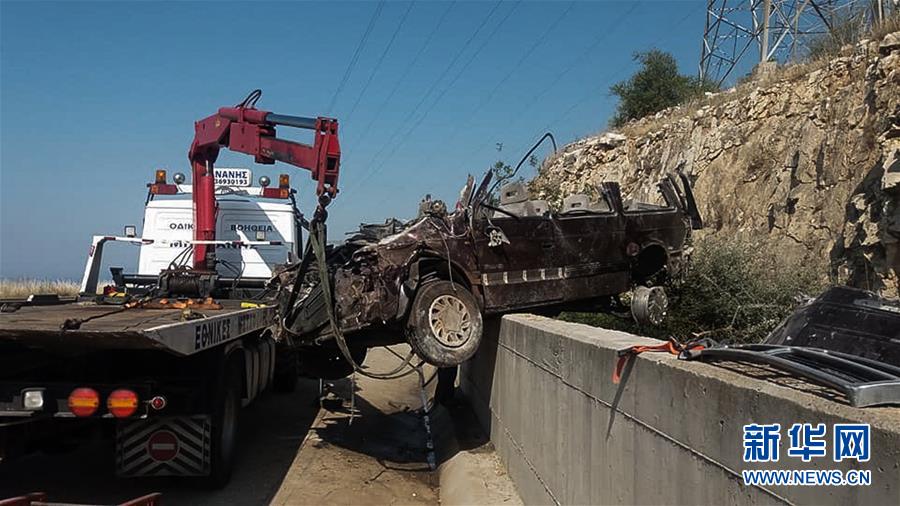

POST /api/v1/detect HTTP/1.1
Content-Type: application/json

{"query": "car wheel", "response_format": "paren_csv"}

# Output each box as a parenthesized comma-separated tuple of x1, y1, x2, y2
(206, 360, 241, 488)
(407, 281, 483, 367)
(631, 285, 668, 326)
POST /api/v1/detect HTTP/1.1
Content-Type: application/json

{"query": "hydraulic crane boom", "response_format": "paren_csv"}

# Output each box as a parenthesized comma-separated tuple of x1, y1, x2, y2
(188, 90, 340, 271)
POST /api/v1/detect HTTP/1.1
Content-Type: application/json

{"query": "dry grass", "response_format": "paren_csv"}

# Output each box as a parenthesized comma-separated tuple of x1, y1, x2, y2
(617, 58, 830, 139)
(615, 20, 898, 140)
(871, 13, 900, 41)
(0, 279, 80, 299)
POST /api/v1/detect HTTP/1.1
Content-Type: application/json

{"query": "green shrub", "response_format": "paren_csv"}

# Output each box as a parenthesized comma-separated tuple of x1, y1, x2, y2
(559, 237, 826, 344)
(609, 49, 718, 127)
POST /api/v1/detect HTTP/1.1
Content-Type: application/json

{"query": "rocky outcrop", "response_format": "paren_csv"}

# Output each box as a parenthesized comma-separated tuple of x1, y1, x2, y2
(532, 33, 900, 297)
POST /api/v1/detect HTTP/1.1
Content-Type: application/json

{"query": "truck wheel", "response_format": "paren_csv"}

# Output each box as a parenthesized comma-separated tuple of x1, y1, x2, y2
(272, 348, 298, 393)
(407, 281, 482, 367)
(631, 285, 668, 326)
(207, 361, 241, 488)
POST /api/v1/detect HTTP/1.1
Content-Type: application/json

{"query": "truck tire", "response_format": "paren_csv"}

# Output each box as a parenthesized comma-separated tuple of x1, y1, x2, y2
(272, 348, 298, 393)
(407, 281, 482, 367)
(207, 360, 241, 488)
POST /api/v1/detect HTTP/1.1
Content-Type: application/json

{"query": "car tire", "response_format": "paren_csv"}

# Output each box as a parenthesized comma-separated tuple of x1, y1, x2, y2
(631, 285, 668, 326)
(407, 281, 483, 367)
(206, 360, 241, 488)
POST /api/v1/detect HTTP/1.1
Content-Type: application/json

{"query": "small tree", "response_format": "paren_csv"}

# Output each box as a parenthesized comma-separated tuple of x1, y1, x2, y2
(491, 160, 514, 183)
(488, 160, 520, 206)
(610, 49, 717, 127)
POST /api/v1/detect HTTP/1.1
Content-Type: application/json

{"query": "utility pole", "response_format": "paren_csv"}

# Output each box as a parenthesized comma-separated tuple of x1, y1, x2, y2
(700, 0, 878, 85)
(760, 0, 772, 63)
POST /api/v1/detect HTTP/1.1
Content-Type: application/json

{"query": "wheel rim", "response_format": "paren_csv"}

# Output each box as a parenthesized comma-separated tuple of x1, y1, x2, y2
(428, 294, 473, 348)
(645, 287, 668, 326)
(632, 286, 668, 326)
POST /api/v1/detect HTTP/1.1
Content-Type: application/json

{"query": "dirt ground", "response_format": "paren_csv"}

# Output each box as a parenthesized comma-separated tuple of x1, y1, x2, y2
(271, 347, 439, 505)
(0, 346, 440, 505)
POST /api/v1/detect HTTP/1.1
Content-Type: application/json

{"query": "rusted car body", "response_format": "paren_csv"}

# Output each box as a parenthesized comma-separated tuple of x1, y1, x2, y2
(280, 172, 702, 373)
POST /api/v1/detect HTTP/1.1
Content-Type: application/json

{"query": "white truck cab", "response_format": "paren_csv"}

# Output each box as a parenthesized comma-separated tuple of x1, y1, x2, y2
(139, 197, 298, 279)
(80, 168, 302, 295)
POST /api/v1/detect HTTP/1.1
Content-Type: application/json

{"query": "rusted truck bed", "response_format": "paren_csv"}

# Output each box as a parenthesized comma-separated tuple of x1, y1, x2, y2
(0, 301, 277, 356)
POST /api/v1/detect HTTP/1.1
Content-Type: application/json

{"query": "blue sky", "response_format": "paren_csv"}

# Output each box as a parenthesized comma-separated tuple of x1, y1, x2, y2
(1, 0, 711, 279)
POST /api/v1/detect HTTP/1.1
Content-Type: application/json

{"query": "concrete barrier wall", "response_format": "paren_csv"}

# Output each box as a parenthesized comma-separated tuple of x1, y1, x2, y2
(460, 314, 900, 506)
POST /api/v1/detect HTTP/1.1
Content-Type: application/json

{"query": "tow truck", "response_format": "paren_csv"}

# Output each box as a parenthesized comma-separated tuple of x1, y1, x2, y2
(0, 90, 339, 486)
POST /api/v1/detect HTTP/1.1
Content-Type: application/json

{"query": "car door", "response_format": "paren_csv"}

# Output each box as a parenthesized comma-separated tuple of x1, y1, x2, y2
(552, 208, 629, 303)
(472, 214, 565, 312)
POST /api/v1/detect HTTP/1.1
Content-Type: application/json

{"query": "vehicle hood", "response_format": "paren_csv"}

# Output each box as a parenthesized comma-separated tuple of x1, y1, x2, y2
(764, 286, 900, 365)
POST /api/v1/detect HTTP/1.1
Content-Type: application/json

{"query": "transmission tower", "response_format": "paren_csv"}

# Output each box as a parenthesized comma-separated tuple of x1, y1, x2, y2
(700, 0, 893, 85)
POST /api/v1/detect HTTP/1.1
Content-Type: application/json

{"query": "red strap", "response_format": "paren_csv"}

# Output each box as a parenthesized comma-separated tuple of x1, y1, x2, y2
(612, 339, 704, 384)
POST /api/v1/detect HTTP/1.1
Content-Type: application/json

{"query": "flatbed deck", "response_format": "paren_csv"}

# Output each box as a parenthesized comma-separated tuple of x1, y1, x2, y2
(0, 301, 277, 356)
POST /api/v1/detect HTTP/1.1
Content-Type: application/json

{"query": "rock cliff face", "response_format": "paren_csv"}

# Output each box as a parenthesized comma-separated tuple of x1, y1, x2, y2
(532, 32, 900, 297)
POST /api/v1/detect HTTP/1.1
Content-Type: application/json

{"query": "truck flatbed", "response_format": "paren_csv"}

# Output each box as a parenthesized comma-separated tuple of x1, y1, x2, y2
(0, 301, 277, 356)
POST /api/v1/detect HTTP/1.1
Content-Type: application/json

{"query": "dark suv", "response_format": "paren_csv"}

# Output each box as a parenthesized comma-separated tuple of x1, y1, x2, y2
(278, 172, 702, 376)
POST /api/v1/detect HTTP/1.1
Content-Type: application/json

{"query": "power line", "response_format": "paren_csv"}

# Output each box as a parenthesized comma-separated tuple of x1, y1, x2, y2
(344, 1, 416, 126)
(326, 1, 385, 114)
(346, 1, 521, 196)
(461, 1, 642, 162)
(503, 2, 706, 171)
(362, 2, 705, 213)
(341, 0, 507, 197)
(434, 1, 577, 152)
(522, 2, 642, 115)
(364, 1, 504, 166)
(352, 1, 456, 147)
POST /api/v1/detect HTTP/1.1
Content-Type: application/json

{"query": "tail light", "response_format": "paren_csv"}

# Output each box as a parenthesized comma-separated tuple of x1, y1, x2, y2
(149, 395, 167, 411)
(107, 389, 139, 418)
(68, 388, 100, 417)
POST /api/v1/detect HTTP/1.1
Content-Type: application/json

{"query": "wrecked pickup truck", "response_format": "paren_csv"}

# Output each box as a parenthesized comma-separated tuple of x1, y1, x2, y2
(277, 171, 702, 376)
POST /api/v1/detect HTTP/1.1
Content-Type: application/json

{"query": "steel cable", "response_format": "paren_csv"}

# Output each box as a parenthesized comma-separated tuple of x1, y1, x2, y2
(327, 1, 386, 114)
(352, 0, 457, 147)
(344, 1, 416, 125)
(341, 1, 508, 198)
(436, 2, 576, 149)
(500, 2, 706, 169)
(344, 1, 520, 198)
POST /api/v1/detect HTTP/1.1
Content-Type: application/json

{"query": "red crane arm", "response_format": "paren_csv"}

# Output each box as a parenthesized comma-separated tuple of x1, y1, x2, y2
(189, 107, 341, 196)
(186, 93, 340, 271)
